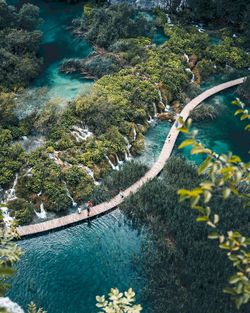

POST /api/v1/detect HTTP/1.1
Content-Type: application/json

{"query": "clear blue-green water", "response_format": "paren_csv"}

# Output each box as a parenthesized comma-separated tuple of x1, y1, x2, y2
(9, 211, 146, 313)
(16, 0, 94, 100)
(6, 1, 249, 312)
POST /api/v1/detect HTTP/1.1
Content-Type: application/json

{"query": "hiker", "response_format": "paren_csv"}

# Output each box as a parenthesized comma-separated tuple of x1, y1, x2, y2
(77, 207, 81, 214)
(120, 190, 124, 199)
(87, 201, 93, 216)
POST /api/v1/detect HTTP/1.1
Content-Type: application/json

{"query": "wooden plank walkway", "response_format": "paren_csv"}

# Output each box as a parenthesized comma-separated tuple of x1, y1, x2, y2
(17, 77, 245, 238)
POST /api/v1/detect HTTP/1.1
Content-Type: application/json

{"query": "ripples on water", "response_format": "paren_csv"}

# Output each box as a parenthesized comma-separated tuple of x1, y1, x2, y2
(6, 1, 249, 311)
(9, 210, 145, 313)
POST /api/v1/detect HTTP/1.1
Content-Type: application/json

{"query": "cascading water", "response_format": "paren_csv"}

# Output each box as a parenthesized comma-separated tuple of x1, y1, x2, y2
(183, 53, 189, 63)
(35, 202, 47, 219)
(153, 103, 158, 117)
(158, 89, 163, 103)
(123, 136, 132, 160)
(185, 68, 195, 83)
(132, 127, 137, 141)
(63, 181, 77, 207)
(71, 126, 93, 142)
(115, 153, 123, 165)
(105, 156, 119, 171)
(4, 174, 18, 203)
(0, 206, 14, 225)
(84, 166, 100, 186)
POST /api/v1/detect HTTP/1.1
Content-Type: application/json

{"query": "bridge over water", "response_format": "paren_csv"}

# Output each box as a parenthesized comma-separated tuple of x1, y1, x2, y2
(17, 77, 245, 238)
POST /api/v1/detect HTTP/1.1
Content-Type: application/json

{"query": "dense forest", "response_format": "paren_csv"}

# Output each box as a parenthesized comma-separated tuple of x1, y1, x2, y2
(120, 157, 250, 313)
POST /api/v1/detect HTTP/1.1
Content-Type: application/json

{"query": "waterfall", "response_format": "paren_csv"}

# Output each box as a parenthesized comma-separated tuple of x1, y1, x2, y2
(183, 53, 189, 63)
(158, 89, 163, 103)
(147, 115, 157, 127)
(63, 181, 77, 207)
(132, 127, 137, 141)
(71, 126, 93, 142)
(84, 166, 100, 185)
(153, 103, 158, 118)
(5, 174, 18, 203)
(123, 136, 132, 161)
(0, 206, 14, 225)
(166, 13, 171, 25)
(35, 202, 47, 219)
(115, 153, 123, 165)
(105, 156, 119, 171)
(164, 105, 171, 112)
(125, 150, 132, 161)
(185, 68, 195, 83)
(24, 167, 33, 177)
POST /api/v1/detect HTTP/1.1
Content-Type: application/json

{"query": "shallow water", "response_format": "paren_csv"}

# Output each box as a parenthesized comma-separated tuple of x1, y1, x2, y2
(6, 2, 249, 312)
(177, 90, 249, 163)
(11, 0, 94, 100)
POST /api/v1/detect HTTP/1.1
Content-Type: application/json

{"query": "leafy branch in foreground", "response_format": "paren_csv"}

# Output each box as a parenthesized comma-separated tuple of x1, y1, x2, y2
(27, 302, 46, 313)
(96, 288, 142, 313)
(177, 99, 250, 309)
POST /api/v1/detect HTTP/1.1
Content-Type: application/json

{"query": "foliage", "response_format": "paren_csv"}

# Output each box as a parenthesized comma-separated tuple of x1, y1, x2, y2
(27, 302, 46, 313)
(73, 3, 150, 48)
(0, 225, 21, 296)
(90, 161, 147, 204)
(237, 77, 250, 101)
(190, 103, 217, 122)
(177, 99, 250, 309)
(121, 157, 250, 313)
(96, 288, 142, 313)
(0, 0, 42, 89)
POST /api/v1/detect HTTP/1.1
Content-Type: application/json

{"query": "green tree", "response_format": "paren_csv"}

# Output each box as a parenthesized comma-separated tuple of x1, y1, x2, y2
(178, 99, 250, 309)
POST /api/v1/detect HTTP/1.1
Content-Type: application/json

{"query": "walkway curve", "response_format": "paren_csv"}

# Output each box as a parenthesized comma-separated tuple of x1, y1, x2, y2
(17, 77, 245, 238)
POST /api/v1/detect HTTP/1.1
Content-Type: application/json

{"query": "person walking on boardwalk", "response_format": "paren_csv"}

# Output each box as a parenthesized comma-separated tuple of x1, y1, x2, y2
(87, 201, 93, 217)
(119, 190, 124, 199)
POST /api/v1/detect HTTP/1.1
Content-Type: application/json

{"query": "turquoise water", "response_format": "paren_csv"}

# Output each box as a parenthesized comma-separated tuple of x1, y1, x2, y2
(179, 91, 250, 163)
(15, 0, 94, 100)
(9, 87, 249, 312)
(6, 1, 249, 311)
(9, 210, 145, 313)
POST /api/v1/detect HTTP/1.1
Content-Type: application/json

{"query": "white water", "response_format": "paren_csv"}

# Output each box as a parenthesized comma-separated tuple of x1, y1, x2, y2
(24, 167, 33, 177)
(123, 136, 132, 161)
(84, 166, 100, 185)
(20, 135, 45, 153)
(0, 206, 14, 225)
(184, 53, 189, 63)
(115, 153, 123, 165)
(63, 181, 77, 207)
(153, 103, 158, 117)
(185, 68, 195, 83)
(164, 104, 171, 112)
(35, 202, 47, 219)
(71, 126, 93, 142)
(4, 174, 18, 203)
(105, 156, 119, 171)
(132, 127, 137, 141)
(158, 89, 163, 103)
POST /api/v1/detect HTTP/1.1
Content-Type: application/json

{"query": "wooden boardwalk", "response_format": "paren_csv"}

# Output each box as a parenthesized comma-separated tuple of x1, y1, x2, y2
(17, 77, 245, 238)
